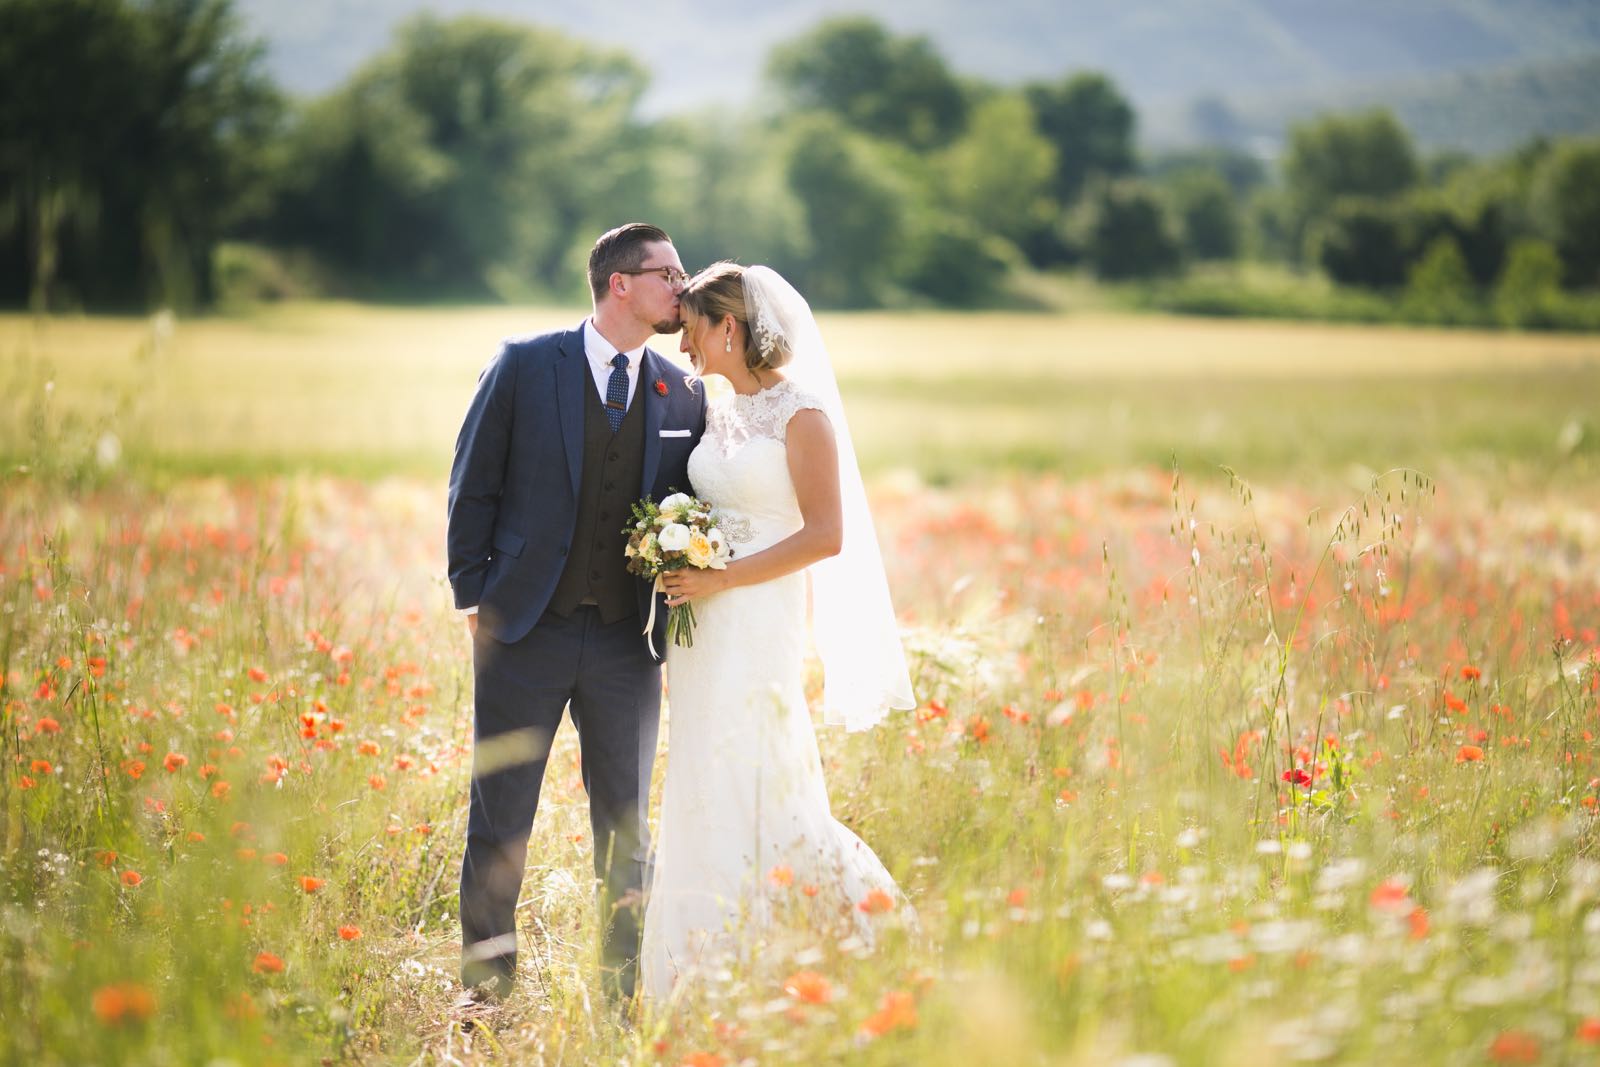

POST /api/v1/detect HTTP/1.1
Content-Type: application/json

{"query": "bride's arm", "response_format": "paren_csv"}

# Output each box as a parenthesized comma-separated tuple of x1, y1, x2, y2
(661, 409, 841, 607)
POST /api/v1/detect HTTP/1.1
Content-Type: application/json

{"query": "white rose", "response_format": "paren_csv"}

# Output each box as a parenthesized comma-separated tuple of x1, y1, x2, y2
(706, 528, 730, 569)
(657, 522, 691, 552)
(659, 493, 694, 520)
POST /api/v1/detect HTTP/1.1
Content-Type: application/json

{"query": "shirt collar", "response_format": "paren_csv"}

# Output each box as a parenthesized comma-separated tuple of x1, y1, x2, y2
(583, 318, 645, 371)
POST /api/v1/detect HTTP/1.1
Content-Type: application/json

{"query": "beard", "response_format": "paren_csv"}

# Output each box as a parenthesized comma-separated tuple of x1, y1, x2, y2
(651, 312, 682, 334)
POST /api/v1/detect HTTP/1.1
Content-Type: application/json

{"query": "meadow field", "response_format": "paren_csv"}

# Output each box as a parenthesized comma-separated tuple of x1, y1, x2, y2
(4, 305, 1600, 1066)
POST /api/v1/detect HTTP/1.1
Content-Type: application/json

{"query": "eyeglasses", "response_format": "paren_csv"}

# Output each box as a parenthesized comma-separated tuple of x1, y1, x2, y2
(618, 265, 689, 288)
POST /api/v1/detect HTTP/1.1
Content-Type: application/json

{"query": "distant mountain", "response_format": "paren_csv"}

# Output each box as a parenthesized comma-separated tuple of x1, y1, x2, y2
(1145, 51, 1600, 154)
(232, 0, 1600, 151)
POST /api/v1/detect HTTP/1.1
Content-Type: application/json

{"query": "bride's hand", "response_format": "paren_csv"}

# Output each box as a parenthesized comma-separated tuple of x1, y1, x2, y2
(661, 567, 731, 607)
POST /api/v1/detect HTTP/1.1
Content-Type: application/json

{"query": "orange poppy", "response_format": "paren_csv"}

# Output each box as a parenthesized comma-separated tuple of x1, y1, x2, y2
(782, 970, 833, 1004)
(859, 888, 895, 914)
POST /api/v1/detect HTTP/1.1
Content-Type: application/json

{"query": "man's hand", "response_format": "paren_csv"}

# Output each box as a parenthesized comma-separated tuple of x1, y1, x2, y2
(466, 613, 478, 639)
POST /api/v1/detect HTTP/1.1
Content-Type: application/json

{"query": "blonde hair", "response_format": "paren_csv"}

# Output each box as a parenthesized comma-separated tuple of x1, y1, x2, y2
(679, 261, 792, 372)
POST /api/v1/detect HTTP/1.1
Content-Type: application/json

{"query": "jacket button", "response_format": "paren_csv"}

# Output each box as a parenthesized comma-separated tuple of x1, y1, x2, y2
(604, 482, 614, 491)
(590, 569, 601, 579)
(559, 545, 568, 556)
(609, 451, 620, 461)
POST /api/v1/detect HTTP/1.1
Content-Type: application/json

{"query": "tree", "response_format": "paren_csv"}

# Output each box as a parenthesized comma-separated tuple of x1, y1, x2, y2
(1160, 168, 1241, 261)
(1023, 73, 1135, 207)
(1283, 109, 1419, 259)
(1080, 180, 1182, 281)
(1313, 200, 1412, 289)
(1148, 147, 1267, 199)
(939, 94, 1056, 248)
(781, 113, 908, 307)
(0, 0, 280, 309)
(636, 115, 807, 285)
(1494, 239, 1565, 327)
(1403, 236, 1476, 325)
(899, 217, 1014, 306)
(767, 17, 967, 150)
(266, 15, 647, 299)
(1530, 139, 1600, 288)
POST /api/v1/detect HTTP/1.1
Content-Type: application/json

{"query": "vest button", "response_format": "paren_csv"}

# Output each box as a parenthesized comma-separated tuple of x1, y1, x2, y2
(605, 482, 614, 491)
(599, 510, 609, 521)
(590, 569, 601, 579)
(609, 451, 620, 461)
(559, 545, 568, 556)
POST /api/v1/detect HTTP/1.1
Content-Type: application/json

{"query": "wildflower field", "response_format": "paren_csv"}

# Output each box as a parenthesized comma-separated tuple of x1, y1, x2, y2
(3, 305, 1600, 1066)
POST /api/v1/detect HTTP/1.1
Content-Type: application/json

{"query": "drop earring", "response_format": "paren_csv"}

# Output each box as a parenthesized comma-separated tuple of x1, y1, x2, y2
(724, 334, 732, 353)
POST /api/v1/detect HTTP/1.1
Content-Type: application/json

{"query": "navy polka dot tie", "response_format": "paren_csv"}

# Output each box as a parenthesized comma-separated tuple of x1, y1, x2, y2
(605, 352, 629, 432)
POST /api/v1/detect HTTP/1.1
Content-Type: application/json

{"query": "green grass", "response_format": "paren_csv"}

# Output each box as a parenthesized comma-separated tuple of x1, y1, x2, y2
(3, 302, 1599, 487)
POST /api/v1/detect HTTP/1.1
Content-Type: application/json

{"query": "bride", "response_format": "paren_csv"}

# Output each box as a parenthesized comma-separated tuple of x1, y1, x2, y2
(639, 263, 916, 1000)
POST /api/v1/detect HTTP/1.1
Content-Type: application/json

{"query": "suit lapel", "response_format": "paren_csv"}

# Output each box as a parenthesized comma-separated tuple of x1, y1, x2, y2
(639, 348, 667, 496)
(554, 327, 586, 500)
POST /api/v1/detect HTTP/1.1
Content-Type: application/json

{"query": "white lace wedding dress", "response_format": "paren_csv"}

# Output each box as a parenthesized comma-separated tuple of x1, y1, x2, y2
(640, 379, 905, 1000)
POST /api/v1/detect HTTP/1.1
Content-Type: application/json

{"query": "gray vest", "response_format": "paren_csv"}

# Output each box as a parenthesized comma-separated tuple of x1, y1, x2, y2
(547, 375, 646, 622)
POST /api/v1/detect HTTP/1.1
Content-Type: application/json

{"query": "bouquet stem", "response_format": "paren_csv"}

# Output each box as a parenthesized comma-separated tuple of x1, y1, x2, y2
(667, 602, 696, 648)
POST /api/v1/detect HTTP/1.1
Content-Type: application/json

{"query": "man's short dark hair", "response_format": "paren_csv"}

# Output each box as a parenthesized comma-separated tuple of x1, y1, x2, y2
(588, 223, 672, 301)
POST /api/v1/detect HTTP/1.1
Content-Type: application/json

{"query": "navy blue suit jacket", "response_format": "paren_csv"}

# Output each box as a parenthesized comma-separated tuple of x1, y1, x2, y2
(447, 324, 707, 647)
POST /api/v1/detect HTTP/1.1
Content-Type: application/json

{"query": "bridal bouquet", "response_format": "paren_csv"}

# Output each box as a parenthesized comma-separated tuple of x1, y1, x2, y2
(624, 491, 732, 654)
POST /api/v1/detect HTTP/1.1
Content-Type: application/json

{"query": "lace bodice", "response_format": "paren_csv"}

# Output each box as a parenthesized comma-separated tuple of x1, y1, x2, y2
(688, 379, 827, 553)
(702, 379, 825, 455)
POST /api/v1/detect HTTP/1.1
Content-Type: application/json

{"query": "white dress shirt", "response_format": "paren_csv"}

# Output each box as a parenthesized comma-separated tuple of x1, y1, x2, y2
(583, 317, 643, 410)
(464, 320, 645, 616)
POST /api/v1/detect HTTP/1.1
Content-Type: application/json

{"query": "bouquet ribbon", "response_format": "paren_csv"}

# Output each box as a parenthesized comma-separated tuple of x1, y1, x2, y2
(643, 574, 664, 661)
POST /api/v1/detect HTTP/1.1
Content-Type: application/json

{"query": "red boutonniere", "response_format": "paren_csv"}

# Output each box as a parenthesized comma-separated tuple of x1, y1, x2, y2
(654, 379, 668, 397)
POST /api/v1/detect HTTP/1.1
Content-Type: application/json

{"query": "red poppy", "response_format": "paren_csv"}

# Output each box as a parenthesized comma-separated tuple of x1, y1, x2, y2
(338, 925, 362, 941)
(1488, 1030, 1540, 1063)
(1369, 878, 1409, 912)
(300, 876, 325, 893)
(654, 379, 668, 397)
(251, 951, 285, 974)
(91, 982, 156, 1025)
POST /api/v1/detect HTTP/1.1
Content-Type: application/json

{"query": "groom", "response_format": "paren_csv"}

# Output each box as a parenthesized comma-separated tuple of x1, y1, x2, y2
(447, 222, 705, 1004)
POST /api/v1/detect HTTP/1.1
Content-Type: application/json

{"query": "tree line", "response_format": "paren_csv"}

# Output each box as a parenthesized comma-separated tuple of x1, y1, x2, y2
(2, 0, 1597, 323)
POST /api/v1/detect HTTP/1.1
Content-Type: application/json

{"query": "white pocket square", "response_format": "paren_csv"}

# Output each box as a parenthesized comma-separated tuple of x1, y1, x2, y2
(658, 429, 692, 438)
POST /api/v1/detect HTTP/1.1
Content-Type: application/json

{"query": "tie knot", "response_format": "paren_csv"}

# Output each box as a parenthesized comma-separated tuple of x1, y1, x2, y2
(611, 353, 628, 370)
